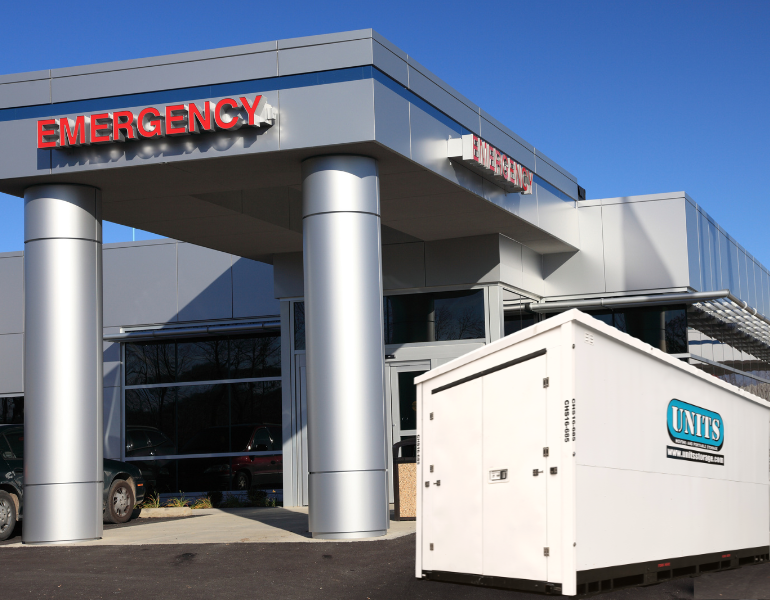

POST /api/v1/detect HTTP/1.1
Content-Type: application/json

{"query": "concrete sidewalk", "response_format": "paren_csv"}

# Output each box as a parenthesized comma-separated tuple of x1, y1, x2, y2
(0, 507, 416, 547)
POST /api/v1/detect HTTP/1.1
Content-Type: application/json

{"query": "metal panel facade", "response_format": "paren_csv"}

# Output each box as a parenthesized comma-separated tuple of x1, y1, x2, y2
(543, 206, 605, 297)
(103, 241, 179, 327)
(177, 243, 233, 322)
(602, 198, 690, 293)
(0, 254, 23, 334)
(0, 79, 50, 109)
(51, 52, 278, 103)
(0, 333, 23, 395)
(279, 79, 374, 149)
(278, 39, 372, 76)
(232, 257, 280, 318)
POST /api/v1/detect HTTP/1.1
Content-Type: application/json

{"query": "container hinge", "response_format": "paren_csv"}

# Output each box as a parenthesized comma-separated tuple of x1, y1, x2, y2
(430, 412, 434, 420)
(430, 543, 434, 551)
(543, 377, 549, 388)
(544, 547, 550, 557)
(543, 447, 549, 457)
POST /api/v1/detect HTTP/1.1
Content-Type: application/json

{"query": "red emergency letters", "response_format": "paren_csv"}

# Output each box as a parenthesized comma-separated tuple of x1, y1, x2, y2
(36, 95, 273, 149)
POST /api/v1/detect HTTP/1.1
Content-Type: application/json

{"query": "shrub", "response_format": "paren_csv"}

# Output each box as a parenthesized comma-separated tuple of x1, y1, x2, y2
(191, 497, 213, 510)
(164, 493, 190, 508)
(140, 492, 161, 509)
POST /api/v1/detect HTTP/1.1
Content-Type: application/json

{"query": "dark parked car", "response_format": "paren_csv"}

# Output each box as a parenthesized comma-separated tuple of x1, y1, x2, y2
(177, 424, 282, 492)
(0, 425, 146, 541)
(125, 426, 176, 493)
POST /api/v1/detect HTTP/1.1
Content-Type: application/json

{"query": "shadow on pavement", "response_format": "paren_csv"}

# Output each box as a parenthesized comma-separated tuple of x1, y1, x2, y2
(0, 515, 199, 546)
(201, 506, 313, 538)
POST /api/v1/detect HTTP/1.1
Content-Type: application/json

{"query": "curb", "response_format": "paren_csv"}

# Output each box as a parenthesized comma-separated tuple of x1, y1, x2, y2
(136, 507, 193, 518)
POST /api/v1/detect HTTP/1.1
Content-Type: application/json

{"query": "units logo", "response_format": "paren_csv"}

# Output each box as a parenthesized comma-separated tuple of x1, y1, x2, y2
(666, 399, 725, 466)
(667, 399, 723, 450)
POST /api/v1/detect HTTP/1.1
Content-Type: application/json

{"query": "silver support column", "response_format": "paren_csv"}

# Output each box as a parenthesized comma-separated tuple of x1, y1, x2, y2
(22, 184, 104, 544)
(302, 156, 389, 539)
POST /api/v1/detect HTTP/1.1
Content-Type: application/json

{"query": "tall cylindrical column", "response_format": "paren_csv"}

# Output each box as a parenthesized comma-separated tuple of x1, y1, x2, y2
(22, 184, 104, 544)
(302, 155, 389, 539)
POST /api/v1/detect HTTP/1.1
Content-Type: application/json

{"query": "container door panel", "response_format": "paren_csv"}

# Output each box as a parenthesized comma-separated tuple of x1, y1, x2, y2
(482, 355, 548, 582)
(422, 378, 483, 574)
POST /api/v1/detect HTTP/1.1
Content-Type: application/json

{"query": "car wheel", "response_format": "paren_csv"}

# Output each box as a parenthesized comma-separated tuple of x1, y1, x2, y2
(105, 480, 135, 524)
(234, 471, 250, 491)
(0, 491, 18, 541)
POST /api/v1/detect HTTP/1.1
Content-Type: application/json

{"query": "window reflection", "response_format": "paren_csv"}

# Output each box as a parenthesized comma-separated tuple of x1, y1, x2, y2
(0, 396, 23, 425)
(125, 341, 175, 385)
(503, 311, 538, 336)
(294, 302, 306, 350)
(397, 371, 424, 431)
(583, 306, 687, 354)
(125, 332, 280, 384)
(125, 387, 176, 446)
(230, 335, 281, 379)
(177, 385, 229, 454)
(385, 289, 485, 344)
(176, 338, 229, 383)
(124, 331, 283, 495)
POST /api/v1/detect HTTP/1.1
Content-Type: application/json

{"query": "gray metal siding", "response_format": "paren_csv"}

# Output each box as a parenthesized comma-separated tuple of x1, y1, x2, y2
(103, 242, 179, 327)
(0, 119, 51, 179)
(536, 181, 579, 249)
(543, 206, 606, 297)
(232, 257, 280, 318)
(602, 198, 690, 293)
(373, 79, 411, 158)
(51, 52, 278, 103)
(0, 79, 50, 109)
(372, 40, 408, 86)
(177, 243, 233, 322)
(0, 333, 23, 395)
(277, 39, 372, 76)
(382, 242, 426, 290)
(0, 254, 23, 334)
(278, 80, 374, 150)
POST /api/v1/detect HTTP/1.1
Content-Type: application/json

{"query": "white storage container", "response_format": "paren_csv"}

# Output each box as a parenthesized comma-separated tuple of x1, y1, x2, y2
(415, 309, 770, 595)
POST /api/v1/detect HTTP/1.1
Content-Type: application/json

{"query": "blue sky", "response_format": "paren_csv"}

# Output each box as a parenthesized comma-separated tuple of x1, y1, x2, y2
(1, 0, 768, 263)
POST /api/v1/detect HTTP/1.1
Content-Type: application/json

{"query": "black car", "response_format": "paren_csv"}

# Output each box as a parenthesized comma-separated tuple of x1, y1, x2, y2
(0, 424, 146, 541)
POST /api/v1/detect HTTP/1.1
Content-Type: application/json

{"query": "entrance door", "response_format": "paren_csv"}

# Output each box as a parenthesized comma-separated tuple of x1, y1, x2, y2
(387, 362, 430, 501)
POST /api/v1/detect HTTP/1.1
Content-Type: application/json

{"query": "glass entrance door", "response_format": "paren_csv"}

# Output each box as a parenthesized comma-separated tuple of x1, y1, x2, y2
(387, 361, 430, 501)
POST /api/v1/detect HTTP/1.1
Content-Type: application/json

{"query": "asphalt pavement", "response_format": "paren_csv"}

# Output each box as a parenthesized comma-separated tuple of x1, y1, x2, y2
(3, 519, 770, 599)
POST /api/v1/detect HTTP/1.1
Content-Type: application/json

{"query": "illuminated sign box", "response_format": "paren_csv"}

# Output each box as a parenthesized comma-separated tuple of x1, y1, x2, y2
(448, 134, 533, 194)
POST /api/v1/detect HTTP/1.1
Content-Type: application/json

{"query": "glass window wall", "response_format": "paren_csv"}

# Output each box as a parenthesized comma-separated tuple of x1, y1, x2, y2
(0, 396, 23, 425)
(124, 332, 282, 495)
(294, 288, 487, 349)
